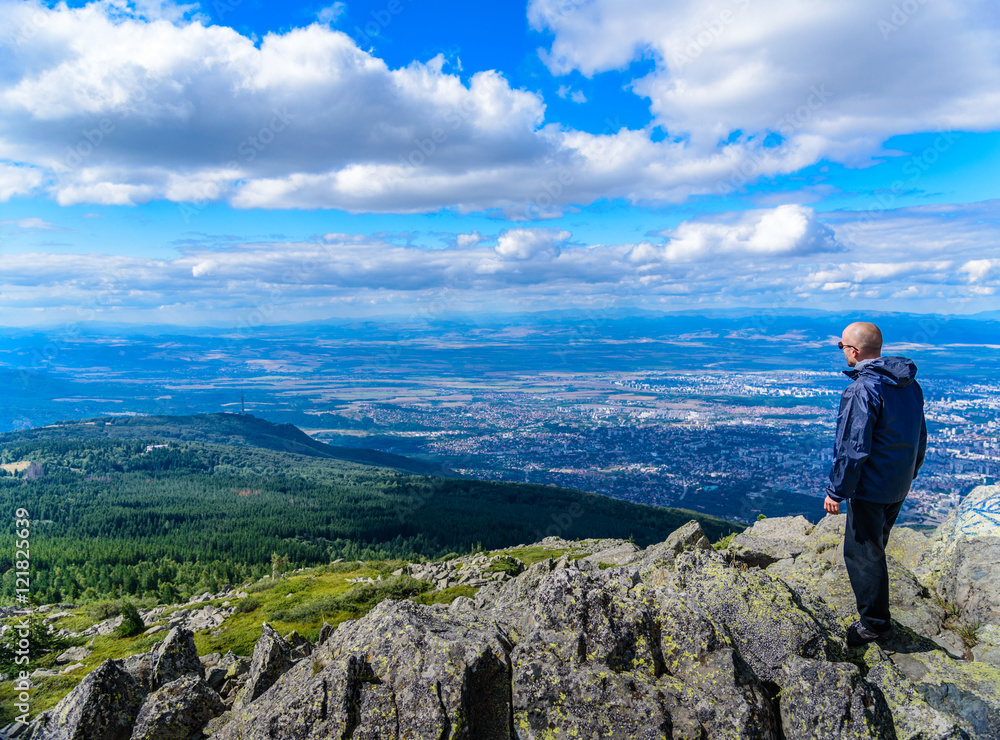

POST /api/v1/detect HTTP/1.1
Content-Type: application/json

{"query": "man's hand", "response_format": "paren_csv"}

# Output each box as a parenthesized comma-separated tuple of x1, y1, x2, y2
(824, 495, 841, 515)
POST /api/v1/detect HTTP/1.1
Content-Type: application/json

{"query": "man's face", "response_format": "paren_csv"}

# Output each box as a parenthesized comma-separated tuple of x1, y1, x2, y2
(841, 333, 859, 367)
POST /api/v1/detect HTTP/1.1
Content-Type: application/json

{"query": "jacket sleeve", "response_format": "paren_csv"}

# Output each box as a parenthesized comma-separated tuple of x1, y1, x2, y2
(825, 383, 880, 502)
(913, 414, 928, 479)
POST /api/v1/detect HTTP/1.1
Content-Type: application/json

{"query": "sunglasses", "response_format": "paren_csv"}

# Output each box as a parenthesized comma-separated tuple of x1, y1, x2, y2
(837, 342, 858, 351)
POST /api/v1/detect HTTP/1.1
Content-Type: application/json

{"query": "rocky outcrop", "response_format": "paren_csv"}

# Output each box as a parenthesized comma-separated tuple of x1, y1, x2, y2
(233, 622, 294, 708)
(122, 626, 204, 693)
(23, 660, 144, 740)
(22, 627, 215, 740)
(933, 484, 1000, 625)
(9, 491, 999, 740)
(207, 512, 997, 740)
(130, 674, 226, 740)
(401, 536, 641, 590)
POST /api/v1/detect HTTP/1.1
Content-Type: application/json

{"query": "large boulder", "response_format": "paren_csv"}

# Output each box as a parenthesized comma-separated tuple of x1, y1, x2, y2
(215, 600, 513, 740)
(26, 660, 144, 740)
(863, 648, 971, 740)
(779, 656, 893, 740)
(669, 549, 829, 682)
(933, 485, 1000, 625)
(130, 674, 226, 740)
(729, 515, 815, 568)
(123, 626, 204, 693)
(889, 646, 1000, 739)
(635, 520, 713, 581)
(233, 622, 294, 708)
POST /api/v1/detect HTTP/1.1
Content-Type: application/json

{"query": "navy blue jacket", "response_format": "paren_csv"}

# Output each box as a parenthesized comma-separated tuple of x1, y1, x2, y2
(825, 356, 927, 504)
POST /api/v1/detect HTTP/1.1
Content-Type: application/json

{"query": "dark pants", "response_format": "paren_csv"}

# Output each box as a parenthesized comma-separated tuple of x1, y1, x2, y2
(844, 497, 904, 633)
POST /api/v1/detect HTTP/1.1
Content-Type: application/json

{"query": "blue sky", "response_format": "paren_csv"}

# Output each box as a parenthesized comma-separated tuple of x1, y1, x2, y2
(1, 0, 999, 326)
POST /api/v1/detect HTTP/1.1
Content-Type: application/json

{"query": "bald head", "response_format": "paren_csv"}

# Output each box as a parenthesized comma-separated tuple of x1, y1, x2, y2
(843, 322, 883, 359)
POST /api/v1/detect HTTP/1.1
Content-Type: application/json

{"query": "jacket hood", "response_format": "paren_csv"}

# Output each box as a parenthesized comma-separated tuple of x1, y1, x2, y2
(844, 355, 918, 387)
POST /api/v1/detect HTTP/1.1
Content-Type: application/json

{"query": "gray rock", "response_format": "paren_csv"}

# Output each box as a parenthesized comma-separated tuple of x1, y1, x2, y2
(887, 525, 937, 586)
(215, 600, 513, 740)
(635, 520, 712, 581)
(729, 515, 814, 567)
(27, 659, 143, 740)
(54, 647, 90, 665)
(578, 541, 640, 566)
(124, 627, 204, 693)
(130, 674, 226, 740)
(316, 622, 335, 645)
(234, 623, 293, 708)
(933, 485, 1000, 624)
(779, 656, 892, 740)
(889, 648, 1000, 739)
(202, 711, 232, 737)
(864, 650, 971, 740)
(669, 549, 828, 682)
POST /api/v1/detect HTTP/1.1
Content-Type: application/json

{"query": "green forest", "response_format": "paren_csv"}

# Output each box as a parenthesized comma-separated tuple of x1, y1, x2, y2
(0, 414, 741, 605)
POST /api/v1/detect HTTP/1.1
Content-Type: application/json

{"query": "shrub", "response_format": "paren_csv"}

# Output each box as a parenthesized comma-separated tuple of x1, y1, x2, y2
(0, 616, 69, 673)
(486, 556, 523, 576)
(114, 600, 145, 638)
(713, 532, 736, 551)
(87, 600, 121, 620)
(234, 596, 261, 614)
(247, 578, 277, 594)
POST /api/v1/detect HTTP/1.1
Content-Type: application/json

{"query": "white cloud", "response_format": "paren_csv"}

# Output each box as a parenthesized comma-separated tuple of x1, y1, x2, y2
(2, 0, 972, 214)
(0, 2, 555, 211)
(456, 231, 484, 248)
(962, 259, 1000, 283)
(530, 0, 1000, 161)
(0, 163, 43, 201)
(659, 205, 841, 261)
(0, 217, 60, 230)
(3, 203, 996, 322)
(317, 3, 347, 25)
(495, 228, 569, 260)
(556, 85, 587, 103)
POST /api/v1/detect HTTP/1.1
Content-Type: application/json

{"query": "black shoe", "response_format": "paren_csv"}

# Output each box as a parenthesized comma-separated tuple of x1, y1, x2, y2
(846, 620, 893, 647)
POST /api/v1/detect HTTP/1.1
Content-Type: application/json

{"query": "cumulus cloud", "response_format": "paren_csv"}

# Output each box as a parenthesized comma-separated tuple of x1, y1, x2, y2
(530, 0, 1000, 161)
(0, 163, 44, 201)
(3, 203, 997, 323)
(0, 1, 554, 211)
(659, 205, 841, 261)
(455, 231, 485, 248)
(495, 228, 569, 260)
(962, 259, 1000, 283)
(4, 0, 983, 213)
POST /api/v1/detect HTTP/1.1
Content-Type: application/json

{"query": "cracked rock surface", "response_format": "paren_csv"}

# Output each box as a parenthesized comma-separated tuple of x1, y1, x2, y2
(9, 488, 1000, 740)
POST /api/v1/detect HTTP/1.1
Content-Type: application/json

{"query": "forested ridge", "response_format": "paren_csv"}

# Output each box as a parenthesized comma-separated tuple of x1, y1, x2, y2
(0, 414, 742, 605)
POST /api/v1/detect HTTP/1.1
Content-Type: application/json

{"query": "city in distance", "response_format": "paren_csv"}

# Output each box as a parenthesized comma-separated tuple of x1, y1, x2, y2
(3, 309, 998, 526)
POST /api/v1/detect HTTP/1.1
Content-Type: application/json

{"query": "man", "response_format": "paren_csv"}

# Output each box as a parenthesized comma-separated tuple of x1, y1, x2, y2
(824, 321, 927, 647)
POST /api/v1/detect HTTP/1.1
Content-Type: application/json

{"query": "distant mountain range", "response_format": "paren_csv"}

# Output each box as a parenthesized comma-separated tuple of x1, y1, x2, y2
(3, 306, 998, 334)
